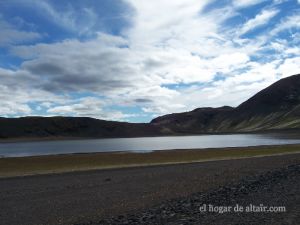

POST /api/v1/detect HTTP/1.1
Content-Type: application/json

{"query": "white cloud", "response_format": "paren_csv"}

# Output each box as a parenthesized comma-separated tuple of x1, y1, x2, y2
(277, 57, 300, 77)
(239, 8, 279, 35)
(0, 18, 41, 46)
(273, 0, 289, 4)
(24, 0, 99, 36)
(48, 97, 137, 121)
(0, 98, 32, 116)
(211, 53, 250, 73)
(270, 14, 300, 36)
(233, 0, 267, 8)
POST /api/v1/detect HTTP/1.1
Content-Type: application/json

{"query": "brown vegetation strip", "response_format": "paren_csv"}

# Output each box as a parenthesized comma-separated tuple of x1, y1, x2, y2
(1, 144, 300, 177)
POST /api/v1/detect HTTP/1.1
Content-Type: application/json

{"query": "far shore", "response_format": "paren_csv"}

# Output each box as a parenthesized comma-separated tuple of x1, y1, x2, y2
(0, 128, 299, 143)
(1, 144, 300, 178)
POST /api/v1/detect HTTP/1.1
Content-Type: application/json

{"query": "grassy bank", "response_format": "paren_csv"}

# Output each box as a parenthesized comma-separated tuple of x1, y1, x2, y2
(1, 144, 300, 178)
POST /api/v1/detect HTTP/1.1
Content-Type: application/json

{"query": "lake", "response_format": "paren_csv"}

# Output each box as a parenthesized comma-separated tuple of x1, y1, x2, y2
(0, 133, 300, 158)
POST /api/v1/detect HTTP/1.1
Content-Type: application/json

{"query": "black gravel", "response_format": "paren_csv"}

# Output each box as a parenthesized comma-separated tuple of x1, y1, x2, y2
(82, 164, 300, 225)
(1, 154, 299, 225)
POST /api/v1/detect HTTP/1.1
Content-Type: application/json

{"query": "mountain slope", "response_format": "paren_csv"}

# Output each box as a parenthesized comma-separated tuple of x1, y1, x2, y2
(151, 106, 234, 134)
(151, 74, 300, 133)
(223, 74, 300, 131)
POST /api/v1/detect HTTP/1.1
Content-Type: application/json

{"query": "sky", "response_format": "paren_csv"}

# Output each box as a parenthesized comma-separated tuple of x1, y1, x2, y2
(0, 0, 299, 122)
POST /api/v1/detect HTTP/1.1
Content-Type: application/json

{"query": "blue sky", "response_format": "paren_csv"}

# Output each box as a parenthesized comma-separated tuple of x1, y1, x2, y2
(0, 0, 299, 122)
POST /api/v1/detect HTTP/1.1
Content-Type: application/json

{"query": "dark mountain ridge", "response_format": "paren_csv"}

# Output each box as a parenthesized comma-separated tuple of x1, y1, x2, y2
(151, 106, 234, 134)
(0, 117, 162, 140)
(1, 74, 300, 140)
(152, 74, 300, 133)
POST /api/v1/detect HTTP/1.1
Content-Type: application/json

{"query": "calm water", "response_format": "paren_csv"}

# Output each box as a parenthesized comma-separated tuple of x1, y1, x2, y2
(0, 133, 300, 158)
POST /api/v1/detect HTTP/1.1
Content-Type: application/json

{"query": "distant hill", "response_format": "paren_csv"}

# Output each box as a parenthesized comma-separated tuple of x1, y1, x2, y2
(0, 74, 300, 140)
(152, 74, 300, 133)
(0, 117, 162, 140)
(151, 106, 234, 133)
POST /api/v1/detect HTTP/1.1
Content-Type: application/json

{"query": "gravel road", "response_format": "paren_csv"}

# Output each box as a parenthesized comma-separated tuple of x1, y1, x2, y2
(94, 164, 299, 225)
(1, 153, 299, 225)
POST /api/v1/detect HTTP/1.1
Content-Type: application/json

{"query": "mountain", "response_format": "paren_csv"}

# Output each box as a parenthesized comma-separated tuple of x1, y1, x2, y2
(0, 117, 162, 140)
(0, 74, 300, 140)
(151, 106, 234, 134)
(151, 74, 300, 133)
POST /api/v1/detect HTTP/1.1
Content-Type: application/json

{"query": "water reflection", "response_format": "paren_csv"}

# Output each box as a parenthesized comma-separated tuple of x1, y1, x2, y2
(0, 133, 300, 158)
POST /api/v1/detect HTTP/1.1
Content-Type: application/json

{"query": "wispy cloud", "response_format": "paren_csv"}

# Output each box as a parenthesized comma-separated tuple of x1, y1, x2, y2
(0, 17, 41, 46)
(232, 0, 268, 8)
(239, 8, 279, 35)
(270, 13, 300, 36)
(34, 1, 99, 36)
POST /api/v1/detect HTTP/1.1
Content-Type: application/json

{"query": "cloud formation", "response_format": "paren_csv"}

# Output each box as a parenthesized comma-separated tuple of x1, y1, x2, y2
(239, 8, 279, 35)
(0, 18, 41, 46)
(0, 0, 299, 121)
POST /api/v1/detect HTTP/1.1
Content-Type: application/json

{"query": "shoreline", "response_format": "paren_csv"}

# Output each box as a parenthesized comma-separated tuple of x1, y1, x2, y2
(1, 144, 300, 178)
